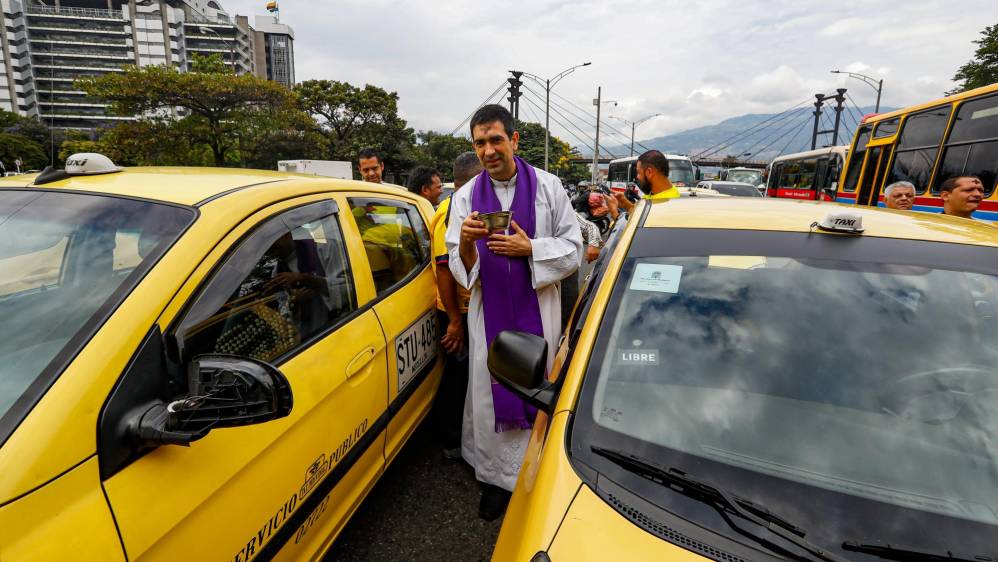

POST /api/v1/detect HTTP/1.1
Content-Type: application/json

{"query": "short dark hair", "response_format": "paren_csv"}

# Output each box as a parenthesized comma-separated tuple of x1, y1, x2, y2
(453, 151, 483, 186)
(407, 166, 439, 195)
(470, 104, 515, 139)
(357, 148, 381, 163)
(637, 150, 670, 178)
(939, 175, 981, 193)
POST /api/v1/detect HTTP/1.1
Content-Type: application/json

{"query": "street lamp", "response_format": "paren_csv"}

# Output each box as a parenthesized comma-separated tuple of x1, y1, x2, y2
(830, 69, 883, 113)
(592, 90, 617, 184)
(515, 62, 591, 171)
(199, 26, 236, 73)
(611, 113, 661, 156)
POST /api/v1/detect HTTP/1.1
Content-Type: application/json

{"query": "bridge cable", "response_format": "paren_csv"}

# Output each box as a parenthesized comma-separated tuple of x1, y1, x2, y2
(691, 98, 815, 159)
(520, 93, 618, 159)
(699, 107, 812, 160)
(450, 81, 508, 136)
(547, 90, 657, 153)
(520, 88, 621, 158)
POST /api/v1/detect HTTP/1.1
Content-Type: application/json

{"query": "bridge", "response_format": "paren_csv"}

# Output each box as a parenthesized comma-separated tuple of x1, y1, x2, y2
(568, 157, 768, 169)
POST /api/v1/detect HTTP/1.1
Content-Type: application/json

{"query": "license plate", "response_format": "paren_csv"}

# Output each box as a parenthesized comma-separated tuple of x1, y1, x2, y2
(396, 310, 437, 392)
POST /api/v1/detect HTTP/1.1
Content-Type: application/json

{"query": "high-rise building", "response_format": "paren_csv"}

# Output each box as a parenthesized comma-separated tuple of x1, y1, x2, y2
(252, 14, 292, 87)
(0, 0, 296, 129)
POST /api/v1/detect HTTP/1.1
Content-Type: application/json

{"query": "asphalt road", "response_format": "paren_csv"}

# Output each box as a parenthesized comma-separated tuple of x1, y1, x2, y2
(323, 420, 502, 562)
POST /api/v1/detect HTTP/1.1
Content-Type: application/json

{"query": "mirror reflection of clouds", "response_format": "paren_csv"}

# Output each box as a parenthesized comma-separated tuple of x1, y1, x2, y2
(594, 256, 998, 525)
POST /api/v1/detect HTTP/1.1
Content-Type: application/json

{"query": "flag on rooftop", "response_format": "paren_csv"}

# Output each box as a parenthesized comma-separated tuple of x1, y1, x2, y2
(266, 1, 279, 13)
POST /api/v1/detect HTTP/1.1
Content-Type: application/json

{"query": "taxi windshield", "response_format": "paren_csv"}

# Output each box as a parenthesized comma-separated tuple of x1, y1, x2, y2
(0, 191, 193, 435)
(577, 231, 998, 554)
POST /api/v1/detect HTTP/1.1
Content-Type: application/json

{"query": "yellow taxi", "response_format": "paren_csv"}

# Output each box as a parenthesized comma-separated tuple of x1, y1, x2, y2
(490, 198, 998, 561)
(0, 154, 442, 561)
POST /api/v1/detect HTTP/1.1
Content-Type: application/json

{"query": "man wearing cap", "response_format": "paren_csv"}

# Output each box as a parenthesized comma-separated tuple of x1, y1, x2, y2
(883, 181, 916, 211)
(613, 150, 679, 214)
(446, 104, 582, 520)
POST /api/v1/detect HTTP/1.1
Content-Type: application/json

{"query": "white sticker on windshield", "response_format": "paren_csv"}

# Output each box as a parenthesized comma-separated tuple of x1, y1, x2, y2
(629, 263, 682, 293)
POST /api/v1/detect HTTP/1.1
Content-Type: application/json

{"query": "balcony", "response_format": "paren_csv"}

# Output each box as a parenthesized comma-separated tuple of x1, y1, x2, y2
(29, 26, 129, 36)
(26, 4, 123, 22)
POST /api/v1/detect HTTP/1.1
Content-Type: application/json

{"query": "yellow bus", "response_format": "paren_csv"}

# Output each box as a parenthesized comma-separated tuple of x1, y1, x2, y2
(834, 82, 998, 219)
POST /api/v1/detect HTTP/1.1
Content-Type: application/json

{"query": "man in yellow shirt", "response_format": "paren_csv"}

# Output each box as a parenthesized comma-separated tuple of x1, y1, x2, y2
(430, 151, 481, 458)
(614, 150, 680, 214)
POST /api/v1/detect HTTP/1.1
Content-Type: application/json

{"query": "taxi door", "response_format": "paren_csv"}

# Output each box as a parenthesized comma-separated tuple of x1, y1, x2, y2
(98, 196, 389, 561)
(341, 193, 441, 465)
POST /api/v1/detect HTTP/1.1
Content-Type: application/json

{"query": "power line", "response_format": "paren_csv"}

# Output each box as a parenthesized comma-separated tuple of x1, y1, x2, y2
(775, 114, 817, 157)
(521, 93, 616, 158)
(450, 81, 507, 136)
(693, 98, 815, 159)
(844, 92, 867, 126)
(736, 109, 811, 159)
(520, 87, 619, 158)
(751, 112, 815, 159)
(547, 90, 655, 153)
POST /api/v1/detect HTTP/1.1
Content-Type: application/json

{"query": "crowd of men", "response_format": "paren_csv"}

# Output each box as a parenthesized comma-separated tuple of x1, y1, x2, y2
(883, 176, 985, 219)
(344, 104, 686, 522)
(344, 103, 990, 525)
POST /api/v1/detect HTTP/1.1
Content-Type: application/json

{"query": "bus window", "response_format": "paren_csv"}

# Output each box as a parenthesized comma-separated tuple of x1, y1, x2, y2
(843, 126, 872, 192)
(933, 94, 998, 196)
(886, 106, 951, 194)
(799, 159, 817, 190)
(857, 146, 883, 206)
(874, 117, 900, 138)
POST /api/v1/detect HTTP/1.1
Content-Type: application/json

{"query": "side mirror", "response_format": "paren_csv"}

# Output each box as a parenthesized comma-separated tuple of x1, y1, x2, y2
(823, 187, 837, 200)
(130, 355, 293, 447)
(487, 331, 557, 412)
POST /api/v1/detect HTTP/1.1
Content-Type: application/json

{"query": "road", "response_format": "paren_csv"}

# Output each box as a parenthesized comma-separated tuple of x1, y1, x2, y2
(324, 419, 502, 562)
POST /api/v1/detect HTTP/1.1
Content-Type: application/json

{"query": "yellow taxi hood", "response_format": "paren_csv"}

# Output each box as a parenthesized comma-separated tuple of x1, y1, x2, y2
(547, 485, 710, 561)
(642, 198, 998, 247)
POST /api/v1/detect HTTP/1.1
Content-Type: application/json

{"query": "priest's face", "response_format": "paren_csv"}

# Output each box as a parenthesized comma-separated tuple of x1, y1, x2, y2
(472, 120, 520, 181)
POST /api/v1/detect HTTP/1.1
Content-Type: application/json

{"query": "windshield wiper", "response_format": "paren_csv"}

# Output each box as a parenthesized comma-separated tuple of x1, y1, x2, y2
(591, 445, 848, 562)
(842, 541, 993, 562)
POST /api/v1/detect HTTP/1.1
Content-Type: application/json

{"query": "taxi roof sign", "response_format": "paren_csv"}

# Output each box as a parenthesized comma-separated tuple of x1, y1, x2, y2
(65, 153, 121, 175)
(814, 211, 864, 234)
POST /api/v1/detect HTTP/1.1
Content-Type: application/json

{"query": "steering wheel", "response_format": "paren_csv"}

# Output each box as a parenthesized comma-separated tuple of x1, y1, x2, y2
(877, 366, 998, 423)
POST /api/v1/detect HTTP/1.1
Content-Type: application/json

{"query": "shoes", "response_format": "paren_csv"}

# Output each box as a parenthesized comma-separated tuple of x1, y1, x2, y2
(442, 447, 463, 460)
(478, 484, 512, 521)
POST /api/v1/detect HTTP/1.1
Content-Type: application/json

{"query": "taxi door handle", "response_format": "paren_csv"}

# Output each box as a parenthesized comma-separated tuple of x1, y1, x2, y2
(346, 346, 377, 379)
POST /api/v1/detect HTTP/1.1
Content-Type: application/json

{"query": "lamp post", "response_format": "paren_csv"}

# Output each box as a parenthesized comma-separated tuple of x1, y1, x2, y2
(515, 62, 591, 171)
(611, 113, 661, 157)
(830, 69, 883, 113)
(199, 26, 236, 73)
(592, 89, 617, 184)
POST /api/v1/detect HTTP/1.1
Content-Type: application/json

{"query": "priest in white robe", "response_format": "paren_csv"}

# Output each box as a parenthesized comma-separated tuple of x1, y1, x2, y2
(446, 104, 582, 520)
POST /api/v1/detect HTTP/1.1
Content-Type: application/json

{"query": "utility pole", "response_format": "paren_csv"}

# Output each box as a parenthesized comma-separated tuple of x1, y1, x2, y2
(831, 88, 846, 145)
(507, 71, 523, 121)
(592, 86, 601, 184)
(611, 114, 661, 157)
(512, 62, 591, 171)
(810, 94, 826, 150)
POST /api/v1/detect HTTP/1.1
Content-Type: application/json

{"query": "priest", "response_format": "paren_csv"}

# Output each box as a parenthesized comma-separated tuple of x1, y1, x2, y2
(446, 104, 582, 520)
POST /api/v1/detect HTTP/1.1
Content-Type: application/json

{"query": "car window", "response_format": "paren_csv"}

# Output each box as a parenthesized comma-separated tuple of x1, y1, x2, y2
(177, 203, 355, 364)
(0, 190, 194, 440)
(347, 198, 430, 295)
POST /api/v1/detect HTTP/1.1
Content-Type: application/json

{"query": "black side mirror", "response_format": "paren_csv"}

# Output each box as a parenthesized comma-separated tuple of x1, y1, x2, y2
(130, 355, 293, 447)
(487, 331, 557, 412)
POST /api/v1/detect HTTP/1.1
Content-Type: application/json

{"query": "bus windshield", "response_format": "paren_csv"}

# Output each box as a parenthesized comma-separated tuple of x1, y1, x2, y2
(668, 159, 694, 187)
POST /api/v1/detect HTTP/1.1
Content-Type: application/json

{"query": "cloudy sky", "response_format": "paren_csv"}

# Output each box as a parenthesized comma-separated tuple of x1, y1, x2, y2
(222, 0, 998, 145)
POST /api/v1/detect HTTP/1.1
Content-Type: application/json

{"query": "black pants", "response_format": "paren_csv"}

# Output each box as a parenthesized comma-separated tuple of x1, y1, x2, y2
(433, 310, 469, 449)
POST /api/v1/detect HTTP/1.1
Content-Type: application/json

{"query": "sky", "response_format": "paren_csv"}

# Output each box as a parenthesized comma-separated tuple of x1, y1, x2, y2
(222, 0, 998, 147)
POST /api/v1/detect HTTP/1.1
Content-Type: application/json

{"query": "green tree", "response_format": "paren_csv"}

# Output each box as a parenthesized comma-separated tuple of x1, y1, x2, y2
(721, 155, 739, 168)
(514, 121, 580, 179)
(295, 80, 417, 177)
(0, 133, 47, 170)
(413, 131, 470, 180)
(78, 54, 300, 166)
(948, 24, 998, 94)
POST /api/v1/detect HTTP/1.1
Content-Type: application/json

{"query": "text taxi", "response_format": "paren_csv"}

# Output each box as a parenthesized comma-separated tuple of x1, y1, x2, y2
(0, 154, 442, 561)
(490, 198, 998, 561)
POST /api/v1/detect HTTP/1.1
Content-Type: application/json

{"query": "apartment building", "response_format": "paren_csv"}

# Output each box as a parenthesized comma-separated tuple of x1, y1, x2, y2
(0, 0, 295, 129)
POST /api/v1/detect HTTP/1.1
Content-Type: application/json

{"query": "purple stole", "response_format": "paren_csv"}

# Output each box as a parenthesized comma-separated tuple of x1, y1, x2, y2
(472, 156, 543, 432)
